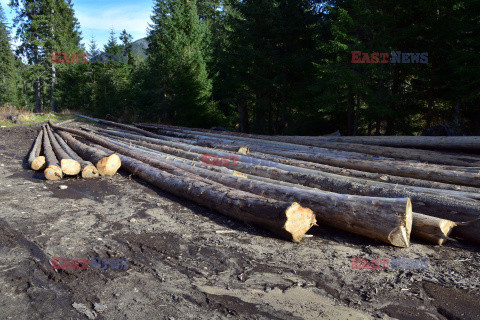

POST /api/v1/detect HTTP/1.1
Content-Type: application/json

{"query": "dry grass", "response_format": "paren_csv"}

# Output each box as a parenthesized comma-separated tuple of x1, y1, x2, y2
(0, 104, 76, 127)
(0, 104, 35, 124)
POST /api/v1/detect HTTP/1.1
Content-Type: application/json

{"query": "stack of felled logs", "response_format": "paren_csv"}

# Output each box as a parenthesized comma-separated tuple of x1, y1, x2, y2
(26, 123, 121, 180)
(42, 115, 480, 247)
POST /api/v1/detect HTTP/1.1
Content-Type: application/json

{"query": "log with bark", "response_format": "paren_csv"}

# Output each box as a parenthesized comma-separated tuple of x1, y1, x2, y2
(123, 153, 316, 242)
(55, 130, 121, 177)
(45, 125, 81, 176)
(102, 135, 469, 246)
(138, 123, 480, 152)
(451, 218, 480, 246)
(42, 125, 63, 181)
(110, 137, 462, 245)
(279, 135, 480, 152)
(52, 131, 99, 178)
(28, 129, 46, 171)
(99, 129, 480, 195)
(136, 123, 480, 166)
(93, 136, 413, 246)
(83, 118, 480, 185)
(411, 213, 456, 245)
(57, 130, 316, 242)
(132, 124, 480, 187)
(91, 130, 480, 220)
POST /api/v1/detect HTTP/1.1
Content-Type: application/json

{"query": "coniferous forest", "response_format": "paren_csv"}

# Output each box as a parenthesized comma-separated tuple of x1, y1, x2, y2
(1, 0, 479, 135)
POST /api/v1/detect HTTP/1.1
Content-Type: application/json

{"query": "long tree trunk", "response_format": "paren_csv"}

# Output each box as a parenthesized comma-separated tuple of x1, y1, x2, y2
(50, 123, 480, 221)
(106, 137, 461, 246)
(130, 124, 480, 187)
(138, 121, 480, 155)
(56, 130, 120, 177)
(42, 125, 62, 180)
(100, 128, 480, 195)
(53, 131, 316, 242)
(95, 136, 413, 247)
(46, 125, 81, 175)
(120, 153, 316, 242)
(53, 131, 99, 178)
(50, 63, 57, 112)
(28, 129, 46, 170)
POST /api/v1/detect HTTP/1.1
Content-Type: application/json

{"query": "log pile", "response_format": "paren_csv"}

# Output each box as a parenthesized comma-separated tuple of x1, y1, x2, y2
(25, 117, 480, 247)
(26, 124, 119, 180)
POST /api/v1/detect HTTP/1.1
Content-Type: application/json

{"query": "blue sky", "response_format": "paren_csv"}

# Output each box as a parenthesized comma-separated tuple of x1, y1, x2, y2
(0, 0, 153, 49)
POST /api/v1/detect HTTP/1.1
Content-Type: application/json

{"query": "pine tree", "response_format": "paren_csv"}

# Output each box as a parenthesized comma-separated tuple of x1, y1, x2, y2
(146, 0, 216, 127)
(0, 3, 21, 105)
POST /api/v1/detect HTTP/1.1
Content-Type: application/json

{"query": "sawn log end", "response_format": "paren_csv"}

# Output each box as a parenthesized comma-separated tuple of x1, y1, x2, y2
(283, 202, 316, 243)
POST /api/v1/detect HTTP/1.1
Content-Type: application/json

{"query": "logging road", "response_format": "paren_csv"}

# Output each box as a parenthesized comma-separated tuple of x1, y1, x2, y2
(0, 123, 479, 320)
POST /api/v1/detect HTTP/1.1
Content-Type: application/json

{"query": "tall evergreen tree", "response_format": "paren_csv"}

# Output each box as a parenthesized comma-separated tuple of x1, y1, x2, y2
(146, 0, 216, 127)
(119, 29, 134, 65)
(0, 3, 21, 105)
(226, 0, 319, 134)
(10, 0, 82, 112)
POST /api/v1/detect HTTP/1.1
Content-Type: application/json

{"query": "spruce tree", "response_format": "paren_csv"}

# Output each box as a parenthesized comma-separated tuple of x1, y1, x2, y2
(10, 0, 82, 112)
(147, 0, 215, 127)
(0, 3, 20, 106)
(119, 29, 134, 65)
(226, 0, 319, 134)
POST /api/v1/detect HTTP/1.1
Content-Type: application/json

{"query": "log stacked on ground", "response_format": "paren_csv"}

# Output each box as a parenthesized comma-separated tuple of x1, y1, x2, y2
(92, 129, 480, 220)
(86, 135, 414, 247)
(52, 130, 99, 178)
(47, 116, 480, 246)
(136, 123, 480, 166)
(136, 122, 480, 152)
(52, 129, 316, 242)
(28, 129, 46, 170)
(55, 130, 121, 177)
(131, 124, 480, 187)
(99, 129, 480, 195)
(45, 125, 81, 176)
(42, 125, 63, 181)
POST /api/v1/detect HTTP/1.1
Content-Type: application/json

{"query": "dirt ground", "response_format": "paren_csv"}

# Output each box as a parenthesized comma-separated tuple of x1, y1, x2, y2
(0, 123, 479, 320)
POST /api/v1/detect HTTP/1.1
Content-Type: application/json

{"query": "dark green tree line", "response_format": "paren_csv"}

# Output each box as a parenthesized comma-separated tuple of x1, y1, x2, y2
(1, 0, 479, 135)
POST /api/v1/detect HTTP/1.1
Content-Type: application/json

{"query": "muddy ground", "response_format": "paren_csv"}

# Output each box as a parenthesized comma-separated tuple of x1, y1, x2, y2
(0, 123, 479, 320)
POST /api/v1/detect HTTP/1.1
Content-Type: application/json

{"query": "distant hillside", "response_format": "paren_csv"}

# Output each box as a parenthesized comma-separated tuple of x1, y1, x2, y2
(91, 37, 149, 63)
(131, 37, 148, 59)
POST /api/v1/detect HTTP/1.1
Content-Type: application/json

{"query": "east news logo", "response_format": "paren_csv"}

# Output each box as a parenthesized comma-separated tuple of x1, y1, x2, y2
(351, 51, 428, 64)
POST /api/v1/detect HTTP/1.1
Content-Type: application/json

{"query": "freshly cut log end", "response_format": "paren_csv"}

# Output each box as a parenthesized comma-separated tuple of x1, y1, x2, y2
(387, 198, 413, 248)
(233, 172, 248, 179)
(283, 202, 316, 243)
(412, 212, 456, 245)
(60, 159, 82, 176)
(28, 129, 44, 170)
(31, 156, 46, 171)
(238, 146, 250, 154)
(44, 165, 63, 181)
(81, 165, 100, 179)
(96, 154, 121, 176)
